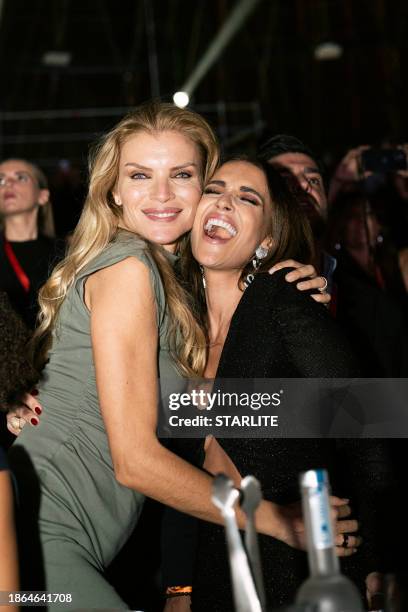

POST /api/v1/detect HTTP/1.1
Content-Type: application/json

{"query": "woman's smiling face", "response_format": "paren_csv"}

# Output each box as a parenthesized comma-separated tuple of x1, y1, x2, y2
(191, 160, 272, 271)
(113, 130, 203, 251)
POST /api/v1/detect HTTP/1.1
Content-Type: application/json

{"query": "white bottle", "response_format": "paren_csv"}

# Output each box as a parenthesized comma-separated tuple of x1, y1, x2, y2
(296, 469, 363, 612)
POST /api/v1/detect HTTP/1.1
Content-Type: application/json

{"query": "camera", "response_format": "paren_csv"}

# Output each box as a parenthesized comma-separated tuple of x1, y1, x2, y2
(361, 148, 407, 173)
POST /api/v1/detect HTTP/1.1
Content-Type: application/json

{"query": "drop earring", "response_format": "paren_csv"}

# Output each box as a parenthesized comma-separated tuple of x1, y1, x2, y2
(244, 244, 269, 288)
(200, 265, 206, 289)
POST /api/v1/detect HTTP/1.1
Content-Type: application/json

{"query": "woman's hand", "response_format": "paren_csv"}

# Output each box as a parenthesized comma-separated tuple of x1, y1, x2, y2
(275, 496, 361, 556)
(328, 145, 372, 204)
(269, 260, 330, 305)
(6, 392, 42, 436)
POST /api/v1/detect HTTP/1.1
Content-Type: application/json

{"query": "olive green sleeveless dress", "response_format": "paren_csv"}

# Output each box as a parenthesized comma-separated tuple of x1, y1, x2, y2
(9, 230, 182, 609)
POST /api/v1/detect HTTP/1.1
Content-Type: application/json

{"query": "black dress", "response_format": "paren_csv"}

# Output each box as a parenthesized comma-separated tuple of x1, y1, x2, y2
(190, 269, 396, 611)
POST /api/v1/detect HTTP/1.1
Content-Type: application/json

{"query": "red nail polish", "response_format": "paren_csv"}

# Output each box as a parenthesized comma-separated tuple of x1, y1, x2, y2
(31, 389, 39, 396)
(31, 418, 39, 426)
(35, 406, 42, 415)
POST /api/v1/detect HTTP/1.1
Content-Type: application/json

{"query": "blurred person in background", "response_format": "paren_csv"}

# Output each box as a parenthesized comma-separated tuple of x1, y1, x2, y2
(325, 190, 408, 376)
(329, 144, 408, 293)
(326, 146, 408, 582)
(258, 135, 408, 376)
(258, 134, 336, 294)
(0, 159, 60, 329)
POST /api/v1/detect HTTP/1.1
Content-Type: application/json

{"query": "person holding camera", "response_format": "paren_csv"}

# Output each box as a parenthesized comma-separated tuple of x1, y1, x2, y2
(328, 144, 408, 294)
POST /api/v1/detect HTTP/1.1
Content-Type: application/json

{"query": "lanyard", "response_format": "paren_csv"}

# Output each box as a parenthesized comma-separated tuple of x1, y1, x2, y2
(3, 238, 30, 292)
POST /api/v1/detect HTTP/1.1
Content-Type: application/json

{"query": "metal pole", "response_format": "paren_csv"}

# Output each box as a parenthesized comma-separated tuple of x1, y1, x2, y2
(181, 0, 261, 97)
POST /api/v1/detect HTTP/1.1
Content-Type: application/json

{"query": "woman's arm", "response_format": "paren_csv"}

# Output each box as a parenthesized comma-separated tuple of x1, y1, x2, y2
(0, 469, 19, 609)
(87, 257, 299, 544)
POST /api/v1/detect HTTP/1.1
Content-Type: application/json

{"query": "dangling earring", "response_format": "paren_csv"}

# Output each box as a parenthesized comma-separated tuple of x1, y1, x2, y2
(244, 244, 268, 288)
(255, 245, 268, 260)
(200, 265, 206, 289)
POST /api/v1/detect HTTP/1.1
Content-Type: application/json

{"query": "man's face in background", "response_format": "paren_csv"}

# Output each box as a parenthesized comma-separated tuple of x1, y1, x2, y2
(268, 151, 328, 241)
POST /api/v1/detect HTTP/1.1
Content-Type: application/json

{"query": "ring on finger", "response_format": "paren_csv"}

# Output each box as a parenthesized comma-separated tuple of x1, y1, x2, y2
(342, 533, 350, 548)
(10, 416, 23, 430)
(318, 276, 328, 293)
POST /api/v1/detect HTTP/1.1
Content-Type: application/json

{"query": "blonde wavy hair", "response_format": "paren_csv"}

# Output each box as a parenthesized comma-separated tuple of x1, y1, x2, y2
(0, 158, 55, 238)
(35, 102, 220, 375)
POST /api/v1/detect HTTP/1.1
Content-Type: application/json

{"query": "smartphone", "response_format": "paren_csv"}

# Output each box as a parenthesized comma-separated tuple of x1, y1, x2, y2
(361, 148, 407, 173)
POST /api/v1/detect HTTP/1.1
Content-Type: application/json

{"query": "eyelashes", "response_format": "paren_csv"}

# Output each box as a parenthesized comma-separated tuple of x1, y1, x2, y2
(203, 188, 259, 205)
(129, 171, 193, 180)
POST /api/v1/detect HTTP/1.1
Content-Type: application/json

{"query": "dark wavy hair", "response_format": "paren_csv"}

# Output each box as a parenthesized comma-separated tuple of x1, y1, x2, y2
(179, 156, 314, 319)
(0, 292, 38, 408)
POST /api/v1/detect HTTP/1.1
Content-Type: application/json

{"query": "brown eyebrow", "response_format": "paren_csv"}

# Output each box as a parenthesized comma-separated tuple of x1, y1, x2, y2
(124, 162, 197, 171)
(304, 166, 321, 176)
(206, 179, 264, 204)
(272, 161, 321, 178)
(0, 171, 31, 177)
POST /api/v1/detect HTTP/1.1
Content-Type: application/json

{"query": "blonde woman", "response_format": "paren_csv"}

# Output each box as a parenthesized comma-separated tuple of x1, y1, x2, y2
(0, 159, 57, 328)
(7, 103, 334, 609)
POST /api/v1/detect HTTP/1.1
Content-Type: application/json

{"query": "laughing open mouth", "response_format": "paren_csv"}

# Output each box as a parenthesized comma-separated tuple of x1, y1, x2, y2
(203, 217, 237, 239)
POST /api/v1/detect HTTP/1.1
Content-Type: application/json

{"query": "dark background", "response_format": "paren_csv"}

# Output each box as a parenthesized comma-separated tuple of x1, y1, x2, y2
(1, 0, 408, 235)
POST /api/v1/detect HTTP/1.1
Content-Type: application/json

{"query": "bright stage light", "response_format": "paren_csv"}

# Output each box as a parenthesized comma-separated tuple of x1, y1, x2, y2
(314, 42, 343, 61)
(173, 91, 190, 108)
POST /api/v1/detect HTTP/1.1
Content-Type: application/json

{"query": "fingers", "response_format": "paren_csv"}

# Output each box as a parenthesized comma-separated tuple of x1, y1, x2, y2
(336, 519, 359, 534)
(6, 407, 37, 436)
(285, 265, 317, 282)
(335, 533, 362, 548)
(311, 292, 331, 305)
(6, 416, 22, 436)
(336, 545, 358, 557)
(295, 277, 327, 292)
(269, 260, 316, 276)
(336, 503, 351, 519)
(21, 391, 42, 413)
(330, 495, 350, 506)
(6, 391, 43, 436)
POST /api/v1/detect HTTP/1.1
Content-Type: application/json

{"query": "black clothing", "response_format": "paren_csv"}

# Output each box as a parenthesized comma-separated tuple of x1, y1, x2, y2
(0, 234, 61, 328)
(188, 270, 394, 611)
(333, 251, 408, 377)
